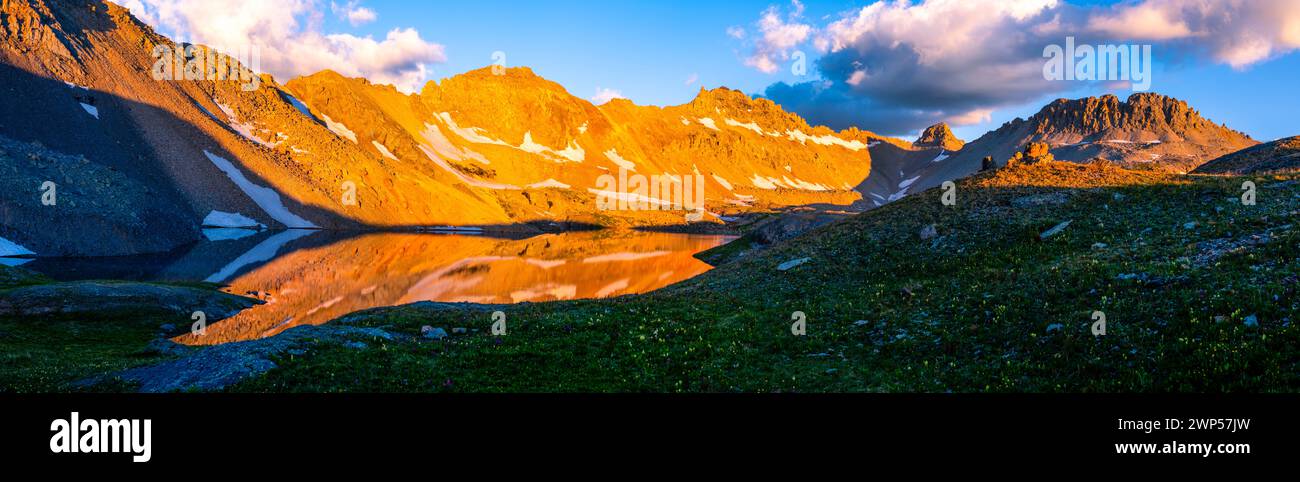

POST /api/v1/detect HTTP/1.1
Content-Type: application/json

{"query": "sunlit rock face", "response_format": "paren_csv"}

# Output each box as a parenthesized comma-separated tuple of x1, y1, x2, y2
(0, 0, 878, 259)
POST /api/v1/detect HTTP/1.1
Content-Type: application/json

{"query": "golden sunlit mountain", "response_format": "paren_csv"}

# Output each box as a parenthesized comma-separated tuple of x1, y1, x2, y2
(0, 0, 877, 258)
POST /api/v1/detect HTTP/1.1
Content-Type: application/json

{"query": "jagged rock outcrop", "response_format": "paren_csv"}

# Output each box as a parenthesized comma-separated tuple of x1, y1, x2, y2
(966, 93, 1256, 173)
(888, 93, 1259, 204)
(914, 123, 964, 151)
(1009, 142, 1055, 165)
(854, 93, 1258, 210)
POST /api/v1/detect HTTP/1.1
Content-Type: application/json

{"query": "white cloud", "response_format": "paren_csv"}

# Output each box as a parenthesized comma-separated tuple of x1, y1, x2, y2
(726, 26, 746, 39)
(845, 69, 867, 87)
(122, 0, 444, 93)
(1089, 0, 1300, 69)
(753, 0, 1300, 135)
(331, 1, 377, 26)
(1087, 3, 1191, 40)
(685, 73, 699, 86)
(591, 87, 625, 104)
(810, 0, 1063, 112)
(817, 0, 1059, 63)
(742, 1, 813, 74)
(946, 108, 994, 126)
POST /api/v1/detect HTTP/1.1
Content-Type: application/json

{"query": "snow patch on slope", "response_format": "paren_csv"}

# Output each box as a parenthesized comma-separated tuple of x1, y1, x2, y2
(552, 141, 585, 163)
(437, 112, 510, 146)
(202, 150, 319, 228)
(586, 189, 679, 209)
(605, 149, 637, 171)
(319, 113, 358, 143)
(520, 132, 584, 163)
(782, 176, 831, 191)
(372, 141, 399, 160)
(898, 175, 921, 190)
(725, 118, 764, 135)
(750, 174, 830, 191)
(282, 92, 318, 120)
(711, 174, 734, 191)
(79, 103, 99, 119)
(417, 145, 521, 190)
(0, 236, 36, 257)
(750, 174, 782, 190)
(786, 130, 866, 151)
(421, 123, 490, 165)
(215, 101, 278, 147)
(203, 210, 264, 229)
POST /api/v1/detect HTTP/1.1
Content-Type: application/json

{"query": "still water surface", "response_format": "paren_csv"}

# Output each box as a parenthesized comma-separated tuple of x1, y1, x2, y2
(24, 230, 733, 345)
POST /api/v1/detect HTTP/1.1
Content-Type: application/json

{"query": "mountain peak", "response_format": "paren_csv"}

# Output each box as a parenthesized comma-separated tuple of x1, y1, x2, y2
(913, 122, 964, 150)
(1023, 92, 1249, 143)
(940, 92, 1259, 176)
(688, 86, 755, 108)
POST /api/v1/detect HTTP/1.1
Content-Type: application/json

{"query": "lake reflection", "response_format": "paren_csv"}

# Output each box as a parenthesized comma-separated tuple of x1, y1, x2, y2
(131, 230, 729, 345)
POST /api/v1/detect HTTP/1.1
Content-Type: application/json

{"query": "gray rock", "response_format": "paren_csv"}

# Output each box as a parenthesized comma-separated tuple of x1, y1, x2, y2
(91, 325, 399, 392)
(777, 257, 812, 271)
(422, 326, 448, 340)
(142, 338, 191, 357)
(1244, 314, 1259, 327)
(919, 224, 938, 240)
(1039, 220, 1073, 240)
(451, 327, 468, 335)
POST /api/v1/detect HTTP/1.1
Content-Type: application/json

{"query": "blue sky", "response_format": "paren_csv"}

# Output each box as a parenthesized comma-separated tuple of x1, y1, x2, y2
(320, 0, 1300, 142)
(338, 1, 806, 103)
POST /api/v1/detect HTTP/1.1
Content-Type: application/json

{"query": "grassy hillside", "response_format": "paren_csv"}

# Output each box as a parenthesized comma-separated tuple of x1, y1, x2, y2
(228, 161, 1299, 392)
(0, 266, 257, 392)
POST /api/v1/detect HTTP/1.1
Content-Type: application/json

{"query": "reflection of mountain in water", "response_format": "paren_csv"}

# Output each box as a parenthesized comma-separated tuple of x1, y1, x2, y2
(154, 230, 730, 345)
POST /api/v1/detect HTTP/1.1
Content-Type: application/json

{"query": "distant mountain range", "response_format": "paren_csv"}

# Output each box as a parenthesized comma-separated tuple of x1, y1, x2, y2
(0, 0, 1294, 259)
